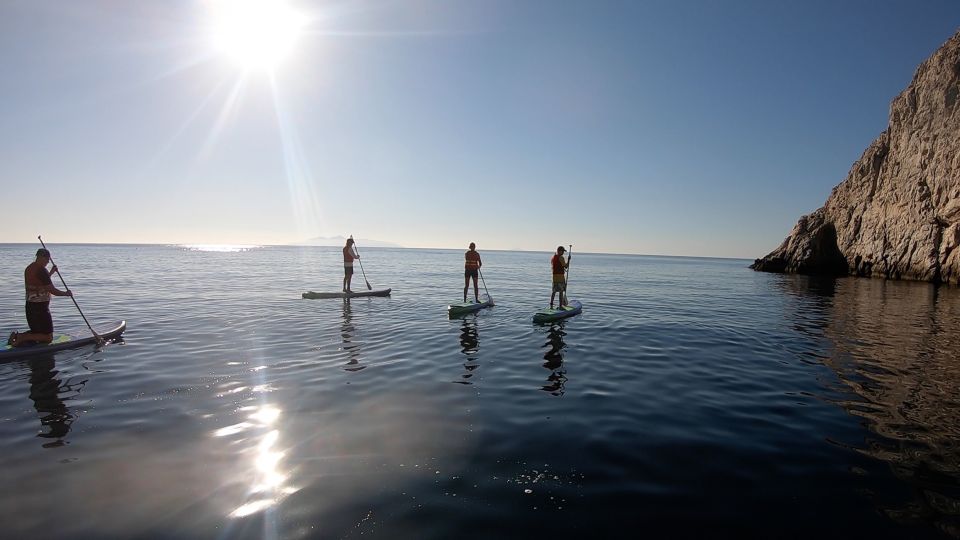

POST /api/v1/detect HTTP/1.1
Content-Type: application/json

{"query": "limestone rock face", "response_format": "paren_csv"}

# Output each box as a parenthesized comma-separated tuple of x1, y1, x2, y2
(752, 30, 960, 285)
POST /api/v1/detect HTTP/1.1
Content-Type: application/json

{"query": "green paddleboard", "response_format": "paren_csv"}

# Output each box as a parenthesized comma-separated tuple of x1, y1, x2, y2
(533, 300, 582, 323)
(448, 297, 494, 317)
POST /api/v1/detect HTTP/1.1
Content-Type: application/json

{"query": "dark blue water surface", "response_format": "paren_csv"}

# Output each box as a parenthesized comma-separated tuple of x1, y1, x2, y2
(2, 244, 960, 539)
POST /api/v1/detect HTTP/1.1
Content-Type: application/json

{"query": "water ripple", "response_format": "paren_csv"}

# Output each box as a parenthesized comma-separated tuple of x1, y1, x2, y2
(1, 246, 959, 538)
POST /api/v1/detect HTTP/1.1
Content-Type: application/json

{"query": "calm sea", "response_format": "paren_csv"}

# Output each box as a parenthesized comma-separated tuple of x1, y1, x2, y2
(1, 244, 959, 539)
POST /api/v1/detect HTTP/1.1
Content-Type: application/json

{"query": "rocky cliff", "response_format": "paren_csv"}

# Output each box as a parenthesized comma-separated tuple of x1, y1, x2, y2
(752, 29, 960, 285)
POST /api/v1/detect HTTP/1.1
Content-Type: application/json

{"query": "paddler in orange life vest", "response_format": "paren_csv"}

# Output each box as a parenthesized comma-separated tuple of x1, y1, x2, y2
(342, 238, 360, 292)
(7, 248, 73, 347)
(550, 246, 570, 309)
(464, 242, 482, 303)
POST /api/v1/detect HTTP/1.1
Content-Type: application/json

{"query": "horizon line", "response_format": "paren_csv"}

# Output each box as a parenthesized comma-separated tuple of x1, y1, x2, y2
(0, 241, 753, 261)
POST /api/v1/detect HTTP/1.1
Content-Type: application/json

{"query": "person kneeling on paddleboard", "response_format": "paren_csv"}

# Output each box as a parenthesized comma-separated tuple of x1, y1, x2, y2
(342, 238, 360, 293)
(8, 248, 72, 347)
(550, 246, 570, 309)
(464, 242, 482, 303)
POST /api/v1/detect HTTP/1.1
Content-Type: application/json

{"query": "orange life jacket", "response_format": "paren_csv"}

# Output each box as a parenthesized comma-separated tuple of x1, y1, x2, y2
(465, 250, 481, 269)
(551, 254, 566, 276)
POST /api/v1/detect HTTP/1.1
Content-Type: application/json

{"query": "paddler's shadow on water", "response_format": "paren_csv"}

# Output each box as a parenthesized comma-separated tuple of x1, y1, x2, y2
(25, 352, 87, 447)
(454, 316, 479, 384)
(340, 299, 364, 372)
(540, 323, 568, 396)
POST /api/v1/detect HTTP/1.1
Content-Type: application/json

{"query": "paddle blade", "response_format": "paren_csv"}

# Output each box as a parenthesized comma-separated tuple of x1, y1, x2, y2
(365, 279, 372, 290)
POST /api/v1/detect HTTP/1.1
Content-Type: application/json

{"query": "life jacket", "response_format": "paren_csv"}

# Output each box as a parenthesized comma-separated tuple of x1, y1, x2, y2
(551, 254, 566, 276)
(465, 250, 481, 269)
(25, 261, 52, 302)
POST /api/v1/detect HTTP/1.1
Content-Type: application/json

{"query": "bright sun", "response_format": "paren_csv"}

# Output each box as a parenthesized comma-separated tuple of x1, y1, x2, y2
(210, 0, 306, 70)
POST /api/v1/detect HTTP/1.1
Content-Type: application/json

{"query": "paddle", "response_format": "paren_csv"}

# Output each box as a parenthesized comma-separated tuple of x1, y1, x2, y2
(479, 269, 493, 305)
(564, 244, 572, 307)
(37, 236, 104, 346)
(350, 235, 373, 290)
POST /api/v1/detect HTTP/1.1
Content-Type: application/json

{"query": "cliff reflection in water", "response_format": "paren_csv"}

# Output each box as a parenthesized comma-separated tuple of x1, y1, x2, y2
(780, 275, 960, 533)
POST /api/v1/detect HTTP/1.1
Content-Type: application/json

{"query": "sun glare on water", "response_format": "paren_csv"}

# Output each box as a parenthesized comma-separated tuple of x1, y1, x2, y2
(180, 244, 261, 252)
(209, 0, 306, 71)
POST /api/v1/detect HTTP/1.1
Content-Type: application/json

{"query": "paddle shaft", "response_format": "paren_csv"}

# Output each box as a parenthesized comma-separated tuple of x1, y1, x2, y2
(479, 268, 491, 300)
(37, 236, 100, 339)
(350, 236, 372, 290)
(565, 245, 572, 301)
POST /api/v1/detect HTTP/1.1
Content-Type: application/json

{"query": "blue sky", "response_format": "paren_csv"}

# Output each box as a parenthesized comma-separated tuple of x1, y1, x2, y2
(1, 0, 957, 257)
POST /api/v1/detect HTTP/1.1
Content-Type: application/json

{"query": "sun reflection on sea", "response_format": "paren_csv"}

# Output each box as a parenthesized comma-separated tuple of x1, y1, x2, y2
(179, 244, 261, 253)
(213, 402, 299, 519)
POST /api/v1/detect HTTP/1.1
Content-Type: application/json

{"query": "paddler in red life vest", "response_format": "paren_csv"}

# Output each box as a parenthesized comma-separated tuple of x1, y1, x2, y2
(464, 242, 482, 303)
(342, 238, 360, 293)
(550, 246, 570, 309)
(7, 248, 73, 347)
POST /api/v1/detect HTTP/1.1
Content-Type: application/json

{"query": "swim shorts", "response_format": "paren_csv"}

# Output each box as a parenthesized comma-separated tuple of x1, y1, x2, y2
(26, 302, 53, 334)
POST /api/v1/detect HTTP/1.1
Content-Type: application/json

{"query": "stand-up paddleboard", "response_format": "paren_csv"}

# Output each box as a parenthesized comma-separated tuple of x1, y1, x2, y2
(533, 300, 582, 323)
(448, 296, 494, 317)
(1, 321, 126, 360)
(302, 289, 391, 299)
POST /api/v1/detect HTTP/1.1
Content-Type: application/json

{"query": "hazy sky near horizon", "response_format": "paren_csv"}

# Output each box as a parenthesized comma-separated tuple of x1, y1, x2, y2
(1, 1, 958, 257)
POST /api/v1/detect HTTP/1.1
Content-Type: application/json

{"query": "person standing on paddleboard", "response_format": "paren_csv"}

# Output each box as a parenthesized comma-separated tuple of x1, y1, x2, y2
(464, 242, 483, 303)
(7, 248, 72, 347)
(550, 246, 570, 309)
(342, 238, 361, 293)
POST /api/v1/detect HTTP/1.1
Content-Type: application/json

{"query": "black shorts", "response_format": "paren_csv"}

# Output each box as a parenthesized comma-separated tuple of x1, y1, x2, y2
(464, 268, 479, 279)
(26, 302, 53, 334)
(344, 266, 354, 276)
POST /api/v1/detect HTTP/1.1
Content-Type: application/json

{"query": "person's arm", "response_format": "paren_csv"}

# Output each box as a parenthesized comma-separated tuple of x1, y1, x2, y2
(35, 266, 71, 296)
(44, 283, 72, 296)
(47, 264, 58, 276)
(478, 255, 482, 269)
(352, 247, 360, 259)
